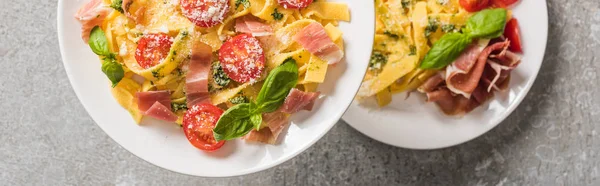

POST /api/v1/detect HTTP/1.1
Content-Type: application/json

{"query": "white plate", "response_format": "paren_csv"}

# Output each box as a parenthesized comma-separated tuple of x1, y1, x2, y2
(343, 0, 548, 150)
(58, 1, 374, 177)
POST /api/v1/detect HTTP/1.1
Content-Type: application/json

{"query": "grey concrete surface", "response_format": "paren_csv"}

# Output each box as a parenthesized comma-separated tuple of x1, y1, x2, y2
(1, 0, 599, 185)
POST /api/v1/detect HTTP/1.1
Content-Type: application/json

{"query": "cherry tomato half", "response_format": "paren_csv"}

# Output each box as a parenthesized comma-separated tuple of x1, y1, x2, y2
(218, 34, 265, 83)
(180, 0, 230, 28)
(459, 0, 490, 12)
(504, 18, 523, 53)
(182, 103, 225, 152)
(135, 33, 173, 69)
(278, 0, 314, 9)
(491, 0, 519, 8)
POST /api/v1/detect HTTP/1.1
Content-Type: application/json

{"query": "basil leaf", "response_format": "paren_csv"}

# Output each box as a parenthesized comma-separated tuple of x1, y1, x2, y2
(464, 8, 507, 39)
(250, 114, 262, 131)
(213, 103, 260, 141)
(89, 26, 111, 56)
(255, 58, 299, 113)
(419, 33, 472, 69)
(101, 58, 125, 87)
(212, 59, 298, 141)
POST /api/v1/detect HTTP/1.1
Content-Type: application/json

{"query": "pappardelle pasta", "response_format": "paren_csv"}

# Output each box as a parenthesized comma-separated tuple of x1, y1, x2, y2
(74, 0, 349, 151)
(360, 0, 523, 115)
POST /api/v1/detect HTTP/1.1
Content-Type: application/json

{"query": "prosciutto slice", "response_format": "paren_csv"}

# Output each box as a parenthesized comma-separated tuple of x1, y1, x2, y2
(417, 73, 445, 93)
(293, 22, 344, 65)
(419, 39, 520, 116)
(136, 91, 178, 122)
(280, 88, 321, 114)
(444, 40, 489, 98)
(144, 102, 178, 122)
(137, 90, 171, 113)
(185, 42, 213, 108)
(424, 87, 482, 115)
(235, 16, 273, 37)
(74, 0, 112, 42)
(245, 112, 289, 144)
(482, 49, 521, 92)
(446, 40, 508, 98)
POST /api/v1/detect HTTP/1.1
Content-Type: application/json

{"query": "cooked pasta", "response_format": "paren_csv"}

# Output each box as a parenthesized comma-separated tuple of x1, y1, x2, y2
(359, 0, 470, 107)
(75, 0, 349, 150)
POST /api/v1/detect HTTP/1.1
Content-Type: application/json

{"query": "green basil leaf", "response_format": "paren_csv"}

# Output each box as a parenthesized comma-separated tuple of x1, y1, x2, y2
(102, 58, 124, 87)
(213, 103, 261, 141)
(419, 33, 472, 69)
(250, 114, 263, 131)
(464, 8, 507, 39)
(255, 58, 299, 113)
(89, 26, 111, 56)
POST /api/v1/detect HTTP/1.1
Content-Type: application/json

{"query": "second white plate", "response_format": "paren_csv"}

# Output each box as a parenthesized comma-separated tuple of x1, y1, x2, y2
(342, 0, 548, 150)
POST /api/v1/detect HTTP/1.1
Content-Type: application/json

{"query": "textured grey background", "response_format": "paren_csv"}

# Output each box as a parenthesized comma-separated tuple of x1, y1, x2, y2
(1, 0, 599, 185)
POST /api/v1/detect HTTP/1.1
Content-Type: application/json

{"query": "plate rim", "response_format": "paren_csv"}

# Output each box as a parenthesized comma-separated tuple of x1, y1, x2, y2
(342, 1, 549, 150)
(57, 0, 375, 177)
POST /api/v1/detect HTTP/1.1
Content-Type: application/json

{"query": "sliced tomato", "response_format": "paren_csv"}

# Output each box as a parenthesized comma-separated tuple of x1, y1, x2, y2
(182, 103, 225, 152)
(278, 0, 313, 9)
(135, 33, 173, 69)
(504, 18, 522, 53)
(491, 0, 518, 8)
(218, 34, 265, 83)
(459, 0, 490, 12)
(180, 0, 229, 28)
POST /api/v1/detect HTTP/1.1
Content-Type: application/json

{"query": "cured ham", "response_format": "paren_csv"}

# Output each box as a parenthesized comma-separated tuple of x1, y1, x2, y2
(235, 16, 273, 37)
(74, 0, 112, 42)
(245, 112, 289, 144)
(419, 39, 520, 115)
(444, 40, 489, 98)
(185, 42, 213, 107)
(446, 40, 509, 98)
(136, 91, 178, 122)
(144, 101, 178, 122)
(137, 90, 172, 113)
(293, 22, 344, 65)
(483, 49, 521, 92)
(280, 88, 321, 114)
(417, 73, 444, 93)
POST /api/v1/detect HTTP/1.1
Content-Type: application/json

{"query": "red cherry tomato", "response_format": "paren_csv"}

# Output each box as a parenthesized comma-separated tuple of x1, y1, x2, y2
(218, 34, 265, 83)
(135, 33, 173, 69)
(180, 0, 230, 28)
(491, 0, 519, 8)
(459, 0, 490, 12)
(504, 18, 523, 53)
(278, 0, 313, 9)
(182, 103, 225, 152)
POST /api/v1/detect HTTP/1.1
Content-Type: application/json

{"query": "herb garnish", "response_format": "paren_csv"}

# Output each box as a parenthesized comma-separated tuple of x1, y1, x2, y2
(425, 17, 439, 37)
(229, 95, 249, 104)
(171, 101, 188, 112)
(89, 26, 124, 87)
(110, 0, 124, 13)
(369, 51, 387, 70)
(271, 8, 284, 21)
(408, 45, 417, 56)
(441, 24, 456, 33)
(213, 59, 299, 141)
(235, 0, 250, 9)
(383, 31, 400, 40)
(212, 62, 231, 87)
(420, 8, 507, 69)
